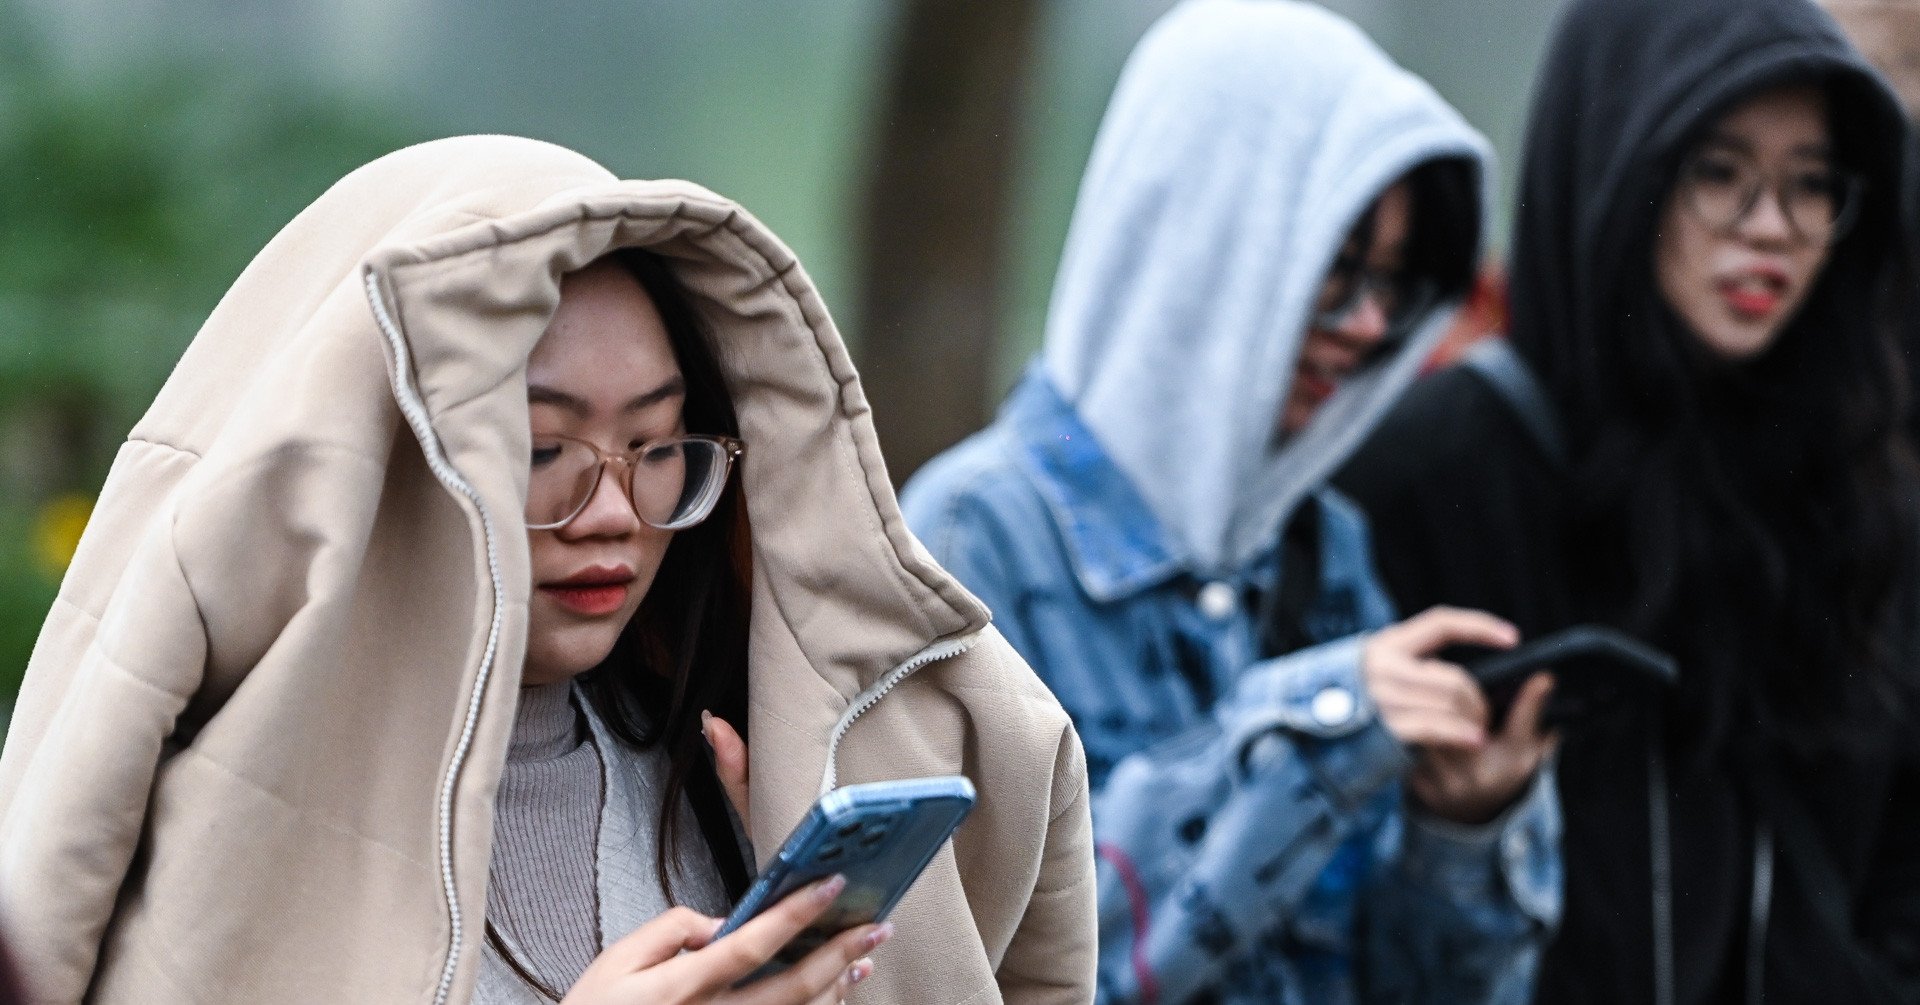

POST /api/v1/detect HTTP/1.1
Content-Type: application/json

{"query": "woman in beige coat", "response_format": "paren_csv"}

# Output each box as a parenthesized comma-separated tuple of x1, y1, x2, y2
(0, 136, 1095, 1004)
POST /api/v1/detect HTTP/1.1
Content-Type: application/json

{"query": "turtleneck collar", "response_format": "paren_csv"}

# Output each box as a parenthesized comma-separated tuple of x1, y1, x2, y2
(509, 681, 585, 763)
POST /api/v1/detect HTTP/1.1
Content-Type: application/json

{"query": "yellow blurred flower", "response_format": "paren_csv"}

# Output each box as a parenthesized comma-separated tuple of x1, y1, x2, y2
(33, 494, 94, 580)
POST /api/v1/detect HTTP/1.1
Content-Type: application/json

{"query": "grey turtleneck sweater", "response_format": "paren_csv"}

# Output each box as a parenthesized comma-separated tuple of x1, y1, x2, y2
(487, 682, 604, 992)
(479, 682, 737, 1004)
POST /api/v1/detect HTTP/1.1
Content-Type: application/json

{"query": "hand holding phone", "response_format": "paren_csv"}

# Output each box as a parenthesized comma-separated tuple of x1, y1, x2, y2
(1365, 607, 1551, 824)
(714, 775, 976, 981)
(561, 885, 887, 1005)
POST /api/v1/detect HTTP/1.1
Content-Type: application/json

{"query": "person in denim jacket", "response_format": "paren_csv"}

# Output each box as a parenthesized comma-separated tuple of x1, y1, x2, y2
(902, 2, 1561, 1002)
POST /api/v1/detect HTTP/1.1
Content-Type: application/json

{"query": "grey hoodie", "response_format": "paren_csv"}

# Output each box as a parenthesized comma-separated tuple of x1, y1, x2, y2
(1042, 0, 1493, 576)
(905, 4, 1558, 1002)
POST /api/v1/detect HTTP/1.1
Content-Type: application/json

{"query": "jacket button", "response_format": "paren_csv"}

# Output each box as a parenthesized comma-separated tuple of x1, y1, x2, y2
(1310, 686, 1356, 727)
(1197, 581, 1237, 620)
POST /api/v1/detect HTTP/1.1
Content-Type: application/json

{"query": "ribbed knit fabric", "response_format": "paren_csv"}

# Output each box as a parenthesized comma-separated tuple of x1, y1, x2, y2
(486, 682, 603, 996)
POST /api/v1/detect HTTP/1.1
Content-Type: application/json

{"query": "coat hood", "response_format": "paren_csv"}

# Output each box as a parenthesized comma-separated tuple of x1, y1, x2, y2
(0, 136, 1055, 1003)
(1041, 0, 1493, 575)
(1507, 0, 1913, 437)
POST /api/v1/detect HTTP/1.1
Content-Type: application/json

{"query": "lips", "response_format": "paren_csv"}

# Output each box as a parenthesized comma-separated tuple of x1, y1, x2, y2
(540, 564, 636, 617)
(1717, 266, 1789, 322)
(1293, 365, 1339, 404)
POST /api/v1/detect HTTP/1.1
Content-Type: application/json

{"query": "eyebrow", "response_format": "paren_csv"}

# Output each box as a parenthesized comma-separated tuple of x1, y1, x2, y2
(1700, 132, 1832, 160)
(527, 374, 686, 417)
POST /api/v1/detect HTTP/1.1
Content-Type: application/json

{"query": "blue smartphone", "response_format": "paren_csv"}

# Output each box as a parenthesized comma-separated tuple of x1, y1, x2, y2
(715, 775, 976, 974)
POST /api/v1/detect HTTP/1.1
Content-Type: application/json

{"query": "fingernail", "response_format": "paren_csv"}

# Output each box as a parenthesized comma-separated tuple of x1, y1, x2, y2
(815, 873, 847, 902)
(863, 922, 894, 951)
(847, 959, 873, 985)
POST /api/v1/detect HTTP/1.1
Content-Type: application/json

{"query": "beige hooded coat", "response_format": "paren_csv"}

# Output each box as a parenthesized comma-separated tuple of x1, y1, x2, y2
(0, 137, 1095, 1004)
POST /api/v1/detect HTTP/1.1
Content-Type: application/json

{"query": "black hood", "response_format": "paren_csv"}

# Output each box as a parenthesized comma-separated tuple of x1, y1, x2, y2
(1508, 0, 1912, 440)
(1505, 0, 1920, 765)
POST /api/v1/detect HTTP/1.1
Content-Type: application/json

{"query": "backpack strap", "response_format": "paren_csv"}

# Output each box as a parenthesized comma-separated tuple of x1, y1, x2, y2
(1460, 338, 1570, 469)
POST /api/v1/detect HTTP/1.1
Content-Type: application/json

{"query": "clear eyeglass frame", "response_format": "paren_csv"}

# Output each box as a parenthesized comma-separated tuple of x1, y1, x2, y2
(525, 432, 745, 532)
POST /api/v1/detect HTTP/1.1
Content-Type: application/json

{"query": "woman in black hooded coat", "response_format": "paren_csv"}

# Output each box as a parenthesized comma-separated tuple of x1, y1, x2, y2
(1338, 0, 1920, 1000)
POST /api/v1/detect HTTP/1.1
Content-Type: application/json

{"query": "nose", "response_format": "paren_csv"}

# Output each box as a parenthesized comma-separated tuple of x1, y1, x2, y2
(1334, 289, 1391, 349)
(558, 460, 642, 539)
(1738, 184, 1797, 246)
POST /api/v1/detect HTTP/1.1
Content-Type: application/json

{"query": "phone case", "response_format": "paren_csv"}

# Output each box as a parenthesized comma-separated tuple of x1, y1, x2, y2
(715, 775, 976, 975)
(1465, 625, 1678, 729)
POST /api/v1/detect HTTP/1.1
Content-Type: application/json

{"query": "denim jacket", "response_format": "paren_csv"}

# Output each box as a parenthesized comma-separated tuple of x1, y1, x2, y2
(903, 375, 1561, 1004)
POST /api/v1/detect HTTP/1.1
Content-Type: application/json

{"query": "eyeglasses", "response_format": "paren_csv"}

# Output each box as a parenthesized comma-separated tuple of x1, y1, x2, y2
(1674, 150, 1864, 246)
(526, 433, 745, 531)
(1312, 263, 1436, 337)
(1311, 205, 1435, 344)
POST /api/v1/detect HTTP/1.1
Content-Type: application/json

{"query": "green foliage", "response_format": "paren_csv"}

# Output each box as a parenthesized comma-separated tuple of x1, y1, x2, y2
(0, 16, 418, 709)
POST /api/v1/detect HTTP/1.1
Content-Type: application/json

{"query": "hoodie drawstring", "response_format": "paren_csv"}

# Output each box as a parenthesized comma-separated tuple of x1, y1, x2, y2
(1649, 739, 1676, 1005)
(1648, 725, 1776, 1005)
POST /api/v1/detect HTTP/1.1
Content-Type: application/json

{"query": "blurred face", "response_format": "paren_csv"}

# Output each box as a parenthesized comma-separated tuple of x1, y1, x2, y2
(1283, 180, 1414, 435)
(1655, 85, 1844, 361)
(522, 261, 684, 686)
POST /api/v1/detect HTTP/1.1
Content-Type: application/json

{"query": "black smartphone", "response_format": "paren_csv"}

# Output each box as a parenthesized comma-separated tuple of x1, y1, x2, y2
(714, 775, 976, 980)
(1459, 624, 1677, 729)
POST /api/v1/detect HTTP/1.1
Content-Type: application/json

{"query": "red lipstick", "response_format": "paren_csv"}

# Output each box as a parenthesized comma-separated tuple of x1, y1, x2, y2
(1717, 264, 1789, 322)
(1294, 367, 1338, 404)
(540, 565, 635, 617)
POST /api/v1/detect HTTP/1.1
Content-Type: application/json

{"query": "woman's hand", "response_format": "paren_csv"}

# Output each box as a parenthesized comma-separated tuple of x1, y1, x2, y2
(1361, 606, 1557, 824)
(560, 875, 891, 1005)
(1404, 669, 1557, 825)
(702, 711, 749, 833)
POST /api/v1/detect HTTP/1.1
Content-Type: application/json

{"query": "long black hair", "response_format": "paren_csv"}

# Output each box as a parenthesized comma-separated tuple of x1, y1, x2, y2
(1504, 0, 1920, 762)
(1401, 156, 1482, 308)
(1560, 73, 1920, 760)
(576, 247, 754, 901)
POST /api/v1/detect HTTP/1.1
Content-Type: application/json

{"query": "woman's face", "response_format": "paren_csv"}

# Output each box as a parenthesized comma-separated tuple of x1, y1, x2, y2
(1282, 180, 1413, 436)
(522, 261, 683, 686)
(1655, 84, 1838, 361)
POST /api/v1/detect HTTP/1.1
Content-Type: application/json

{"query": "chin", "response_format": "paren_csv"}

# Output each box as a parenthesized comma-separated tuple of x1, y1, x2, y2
(1685, 303, 1790, 362)
(522, 628, 622, 686)
(1697, 327, 1778, 361)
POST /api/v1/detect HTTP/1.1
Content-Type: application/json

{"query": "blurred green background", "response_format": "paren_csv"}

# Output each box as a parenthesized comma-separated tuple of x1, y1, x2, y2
(0, 0, 1562, 714)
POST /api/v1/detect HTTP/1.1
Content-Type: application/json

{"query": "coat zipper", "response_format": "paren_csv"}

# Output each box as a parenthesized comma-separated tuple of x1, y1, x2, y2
(817, 632, 982, 796)
(364, 267, 509, 1005)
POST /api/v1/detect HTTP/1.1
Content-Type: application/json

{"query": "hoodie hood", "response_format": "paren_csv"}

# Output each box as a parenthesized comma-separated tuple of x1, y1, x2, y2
(0, 136, 1017, 1003)
(1041, 0, 1493, 575)
(1507, 0, 1912, 434)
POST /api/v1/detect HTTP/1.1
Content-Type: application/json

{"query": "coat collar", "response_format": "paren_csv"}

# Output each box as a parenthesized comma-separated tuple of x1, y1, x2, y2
(1005, 371, 1187, 603)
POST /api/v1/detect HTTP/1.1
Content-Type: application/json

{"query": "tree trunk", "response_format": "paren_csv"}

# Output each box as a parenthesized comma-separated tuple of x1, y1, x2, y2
(853, 0, 1042, 485)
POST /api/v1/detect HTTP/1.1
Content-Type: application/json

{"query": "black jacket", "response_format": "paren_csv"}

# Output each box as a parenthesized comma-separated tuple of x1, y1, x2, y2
(1344, 360, 1920, 1004)
(1339, 0, 1920, 1000)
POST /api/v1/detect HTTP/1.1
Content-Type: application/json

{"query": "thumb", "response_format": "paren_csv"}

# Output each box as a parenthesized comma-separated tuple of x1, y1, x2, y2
(702, 710, 750, 829)
(599, 907, 723, 974)
(1501, 672, 1556, 743)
